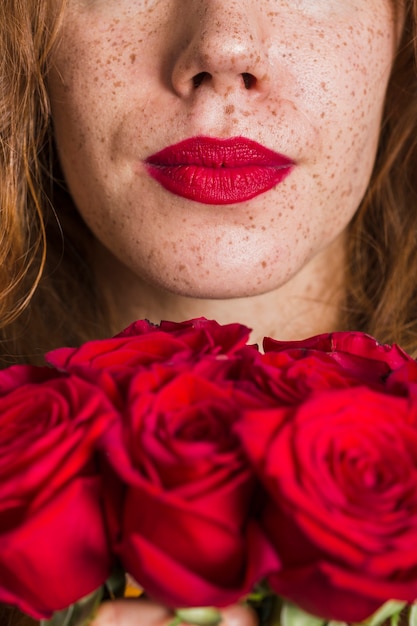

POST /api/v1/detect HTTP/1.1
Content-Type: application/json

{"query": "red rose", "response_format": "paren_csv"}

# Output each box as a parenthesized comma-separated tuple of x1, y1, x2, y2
(46, 318, 255, 400)
(249, 332, 414, 405)
(99, 353, 278, 609)
(0, 365, 118, 619)
(117, 318, 253, 356)
(236, 345, 417, 623)
(263, 331, 412, 384)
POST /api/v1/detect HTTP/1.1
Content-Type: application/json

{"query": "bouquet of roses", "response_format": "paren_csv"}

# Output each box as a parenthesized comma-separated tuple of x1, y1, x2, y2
(1, 318, 417, 626)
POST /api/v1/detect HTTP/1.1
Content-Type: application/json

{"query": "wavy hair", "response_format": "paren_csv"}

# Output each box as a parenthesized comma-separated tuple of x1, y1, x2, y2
(0, 0, 107, 367)
(0, 0, 54, 361)
(343, 0, 417, 355)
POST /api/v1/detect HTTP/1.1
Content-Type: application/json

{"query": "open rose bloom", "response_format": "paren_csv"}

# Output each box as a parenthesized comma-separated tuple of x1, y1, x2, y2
(0, 366, 118, 619)
(237, 332, 417, 621)
(1, 320, 417, 624)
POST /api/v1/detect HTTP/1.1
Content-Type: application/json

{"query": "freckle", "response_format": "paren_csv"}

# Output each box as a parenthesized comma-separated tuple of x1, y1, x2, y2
(130, 53, 136, 63)
(224, 104, 235, 115)
(178, 265, 186, 271)
(262, 261, 267, 269)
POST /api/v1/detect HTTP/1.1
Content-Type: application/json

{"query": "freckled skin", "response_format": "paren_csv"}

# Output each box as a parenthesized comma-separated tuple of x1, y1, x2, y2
(48, 0, 397, 336)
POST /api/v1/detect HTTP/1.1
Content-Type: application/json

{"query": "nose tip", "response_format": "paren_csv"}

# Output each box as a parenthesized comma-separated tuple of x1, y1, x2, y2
(169, 3, 270, 99)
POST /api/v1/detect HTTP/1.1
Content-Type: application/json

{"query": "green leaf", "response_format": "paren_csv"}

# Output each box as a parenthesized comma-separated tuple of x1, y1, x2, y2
(175, 607, 222, 626)
(408, 602, 417, 626)
(246, 589, 278, 626)
(246, 581, 273, 603)
(105, 564, 126, 599)
(391, 611, 401, 626)
(361, 600, 407, 626)
(281, 602, 326, 626)
(40, 586, 104, 626)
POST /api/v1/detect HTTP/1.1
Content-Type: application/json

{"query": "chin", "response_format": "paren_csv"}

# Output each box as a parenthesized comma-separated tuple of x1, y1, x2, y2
(152, 275, 278, 301)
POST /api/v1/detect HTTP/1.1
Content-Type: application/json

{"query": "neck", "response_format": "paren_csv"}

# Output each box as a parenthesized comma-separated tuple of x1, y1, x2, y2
(94, 236, 345, 346)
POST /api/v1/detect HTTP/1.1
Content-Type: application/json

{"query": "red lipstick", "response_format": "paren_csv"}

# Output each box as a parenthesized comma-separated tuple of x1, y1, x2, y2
(144, 136, 294, 205)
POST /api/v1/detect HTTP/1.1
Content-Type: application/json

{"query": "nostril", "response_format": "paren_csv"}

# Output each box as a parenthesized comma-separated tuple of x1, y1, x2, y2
(192, 71, 210, 88)
(241, 72, 256, 89)
(191, 71, 257, 90)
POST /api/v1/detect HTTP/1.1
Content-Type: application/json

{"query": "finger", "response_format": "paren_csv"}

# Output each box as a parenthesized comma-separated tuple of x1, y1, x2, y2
(220, 604, 258, 626)
(89, 597, 173, 626)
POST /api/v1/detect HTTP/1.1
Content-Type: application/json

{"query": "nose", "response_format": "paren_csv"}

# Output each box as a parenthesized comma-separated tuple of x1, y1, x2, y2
(169, 0, 271, 99)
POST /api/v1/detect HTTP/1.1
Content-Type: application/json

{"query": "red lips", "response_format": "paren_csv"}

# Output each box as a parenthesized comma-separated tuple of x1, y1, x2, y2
(144, 136, 294, 205)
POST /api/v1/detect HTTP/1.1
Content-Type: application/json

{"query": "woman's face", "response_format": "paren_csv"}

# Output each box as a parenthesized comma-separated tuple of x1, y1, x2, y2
(48, 0, 398, 300)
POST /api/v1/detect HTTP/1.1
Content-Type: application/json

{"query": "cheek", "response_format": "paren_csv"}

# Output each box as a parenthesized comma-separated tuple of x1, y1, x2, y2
(304, 21, 394, 218)
(49, 13, 150, 147)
